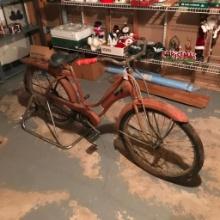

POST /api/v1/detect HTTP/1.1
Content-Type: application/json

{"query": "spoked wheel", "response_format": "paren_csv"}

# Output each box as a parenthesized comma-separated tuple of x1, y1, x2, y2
(24, 66, 75, 126)
(119, 107, 204, 181)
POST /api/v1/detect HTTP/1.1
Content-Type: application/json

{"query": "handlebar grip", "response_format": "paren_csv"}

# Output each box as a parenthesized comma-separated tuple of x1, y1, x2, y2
(76, 58, 98, 66)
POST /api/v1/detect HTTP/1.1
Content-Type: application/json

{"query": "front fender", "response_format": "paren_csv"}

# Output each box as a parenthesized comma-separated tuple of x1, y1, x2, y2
(117, 98, 188, 129)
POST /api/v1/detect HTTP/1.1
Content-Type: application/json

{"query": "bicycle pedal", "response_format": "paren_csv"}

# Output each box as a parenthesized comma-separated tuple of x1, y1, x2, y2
(84, 94, 90, 100)
(80, 118, 100, 142)
(86, 144, 98, 154)
(86, 130, 100, 142)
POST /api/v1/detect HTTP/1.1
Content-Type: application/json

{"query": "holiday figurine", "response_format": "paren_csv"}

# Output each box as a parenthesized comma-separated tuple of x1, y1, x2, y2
(121, 24, 130, 37)
(211, 19, 220, 48)
(87, 21, 106, 51)
(195, 17, 208, 61)
(116, 24, 134, 48)
(195, 15, 220, 61)
(8, 23, 22, 34)
(93, 21, 105, 39)
(168, 35, 180, 51)
(185, 39, 192, 52)
(108, 25, 120, 47)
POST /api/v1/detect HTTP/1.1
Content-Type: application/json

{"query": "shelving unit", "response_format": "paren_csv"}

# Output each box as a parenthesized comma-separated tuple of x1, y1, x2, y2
(47, 1, 220, 83)
(0, 24, 39, 44)
(143, 59, 220, 75)
(59, 1, 220, 14)
(0, 25, 39, 82)
(53, 44, 220, 74)
(0, 0, 39, 82)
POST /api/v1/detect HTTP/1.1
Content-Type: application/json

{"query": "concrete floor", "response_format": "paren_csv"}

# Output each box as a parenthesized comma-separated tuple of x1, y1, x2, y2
(0, 72, 220, 220)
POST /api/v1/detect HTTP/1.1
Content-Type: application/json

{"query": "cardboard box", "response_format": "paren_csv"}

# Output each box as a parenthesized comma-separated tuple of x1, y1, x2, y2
(101, 44, 128, 57)
(30, 45, 55, 61)
(73, 60, 104, 81)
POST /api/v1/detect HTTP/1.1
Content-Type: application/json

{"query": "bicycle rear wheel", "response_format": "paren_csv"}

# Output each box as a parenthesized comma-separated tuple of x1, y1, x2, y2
(119, 107, 204, 181)
(24, 66, 75, 126)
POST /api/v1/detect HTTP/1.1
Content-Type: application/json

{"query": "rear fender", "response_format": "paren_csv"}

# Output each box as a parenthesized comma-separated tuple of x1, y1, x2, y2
(117, 98, 188, 129)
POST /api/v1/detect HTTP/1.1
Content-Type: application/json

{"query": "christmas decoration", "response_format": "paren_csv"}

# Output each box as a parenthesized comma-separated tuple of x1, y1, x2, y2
(162, 50, 197, 62)
(115, 24, 135, 48)
(107, 25, 120, 47)
(88, 21, 106, 51)
(195, 15, 220, 61)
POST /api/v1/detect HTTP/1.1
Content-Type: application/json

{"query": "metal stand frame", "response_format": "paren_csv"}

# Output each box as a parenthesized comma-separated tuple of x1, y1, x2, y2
(21, 95, 90, 149)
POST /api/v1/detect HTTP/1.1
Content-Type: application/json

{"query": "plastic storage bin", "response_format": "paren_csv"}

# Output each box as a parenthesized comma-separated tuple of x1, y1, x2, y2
(51, 23, 93, 49)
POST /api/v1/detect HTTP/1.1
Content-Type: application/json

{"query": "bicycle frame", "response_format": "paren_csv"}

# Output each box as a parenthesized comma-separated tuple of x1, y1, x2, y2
(21, 53, 204, 181)
(22, 56, 188, 128)
(45, 65, 139, 126)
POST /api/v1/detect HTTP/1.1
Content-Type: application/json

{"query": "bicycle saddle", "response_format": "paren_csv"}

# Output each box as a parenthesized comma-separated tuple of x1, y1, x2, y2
(49, 52, 78, 68)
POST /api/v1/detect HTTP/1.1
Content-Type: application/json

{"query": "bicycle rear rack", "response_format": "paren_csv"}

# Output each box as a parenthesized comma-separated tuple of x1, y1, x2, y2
(21, 94, 98, 150)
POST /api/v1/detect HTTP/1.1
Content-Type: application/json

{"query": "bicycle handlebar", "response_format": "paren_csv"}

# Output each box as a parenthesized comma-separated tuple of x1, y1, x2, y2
(76, 40, 146, 67)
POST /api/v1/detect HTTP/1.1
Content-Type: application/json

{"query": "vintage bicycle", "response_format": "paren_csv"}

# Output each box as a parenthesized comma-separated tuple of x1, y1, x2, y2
(21, 44, 204, 182)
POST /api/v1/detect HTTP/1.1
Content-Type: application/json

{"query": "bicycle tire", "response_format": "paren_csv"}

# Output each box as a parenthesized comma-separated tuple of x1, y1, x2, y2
(24, 66, 75, 127)
(119, 107, 204, 181)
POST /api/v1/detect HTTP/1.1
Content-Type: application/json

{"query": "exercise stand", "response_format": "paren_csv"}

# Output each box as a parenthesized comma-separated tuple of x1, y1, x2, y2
(21, 94, 87, 149)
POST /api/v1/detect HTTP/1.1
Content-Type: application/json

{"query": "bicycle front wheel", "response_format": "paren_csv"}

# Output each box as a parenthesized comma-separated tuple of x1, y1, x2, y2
(24, 66, 75, 126)
(119, 107, 204, 181)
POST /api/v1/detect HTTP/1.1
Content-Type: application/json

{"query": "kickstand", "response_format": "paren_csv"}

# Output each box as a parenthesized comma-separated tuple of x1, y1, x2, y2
(21, 95, 85, 149)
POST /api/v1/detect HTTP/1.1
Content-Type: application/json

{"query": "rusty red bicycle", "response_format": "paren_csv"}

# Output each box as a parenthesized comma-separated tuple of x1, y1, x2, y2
(21, 44, 204, 182)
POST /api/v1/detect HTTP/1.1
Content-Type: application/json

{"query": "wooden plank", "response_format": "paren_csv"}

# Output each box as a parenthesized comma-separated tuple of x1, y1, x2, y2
(137, 79, 209, 108)
(114, 75, 209, 108)
(137, 60, 220, 92)
(160, 67, 220, 92)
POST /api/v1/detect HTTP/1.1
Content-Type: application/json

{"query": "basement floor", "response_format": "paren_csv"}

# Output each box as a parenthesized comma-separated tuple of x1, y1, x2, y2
(0, 72, 220, 220)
